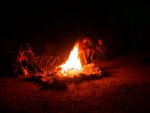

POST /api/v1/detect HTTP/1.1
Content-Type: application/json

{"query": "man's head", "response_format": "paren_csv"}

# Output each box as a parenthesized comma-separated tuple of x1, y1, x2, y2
(98, 39, 103, 45)
(82, 37, 89, 44)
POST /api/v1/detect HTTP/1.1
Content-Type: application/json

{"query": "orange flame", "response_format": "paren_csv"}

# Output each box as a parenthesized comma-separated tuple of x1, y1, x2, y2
(60, 43, 82, 76)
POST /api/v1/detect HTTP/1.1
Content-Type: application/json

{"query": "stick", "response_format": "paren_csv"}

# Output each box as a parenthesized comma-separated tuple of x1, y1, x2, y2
(50, 55, 60, 66)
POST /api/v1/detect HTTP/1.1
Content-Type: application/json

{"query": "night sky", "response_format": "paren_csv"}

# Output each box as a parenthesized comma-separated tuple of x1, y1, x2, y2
(0, 2, 150, 54)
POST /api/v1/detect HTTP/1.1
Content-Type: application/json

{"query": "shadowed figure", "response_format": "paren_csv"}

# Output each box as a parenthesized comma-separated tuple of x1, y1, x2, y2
(15, 43, 42, 77)
(78, 37, 95, 65)
(95, 38, 107, 59)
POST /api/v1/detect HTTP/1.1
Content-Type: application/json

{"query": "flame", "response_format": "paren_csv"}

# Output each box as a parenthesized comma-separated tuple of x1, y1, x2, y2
(57, 42, 101, 77)
(60, 43, 82, 76)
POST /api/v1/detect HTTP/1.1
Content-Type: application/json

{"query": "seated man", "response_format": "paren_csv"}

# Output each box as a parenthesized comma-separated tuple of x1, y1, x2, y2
(23, 43, 43, 74)
(16, 43, 42, 77)
(78, 37, 95, 65)
(95, 39, 107, 59)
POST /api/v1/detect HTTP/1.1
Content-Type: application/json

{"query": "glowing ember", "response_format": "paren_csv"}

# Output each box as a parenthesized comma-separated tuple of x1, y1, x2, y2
(59, 43, 83, 76)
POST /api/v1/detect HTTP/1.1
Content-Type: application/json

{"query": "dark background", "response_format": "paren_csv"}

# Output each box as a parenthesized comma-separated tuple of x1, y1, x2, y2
(0, 2, 150, 56)
(0, 2, 150, 113)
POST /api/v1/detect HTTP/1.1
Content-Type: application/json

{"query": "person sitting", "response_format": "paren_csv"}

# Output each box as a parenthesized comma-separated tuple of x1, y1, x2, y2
(15, 43, 42, 77)
(95, 38, 107, 59)
(78, 37, 95, 65)
(23, 43, 43, 74)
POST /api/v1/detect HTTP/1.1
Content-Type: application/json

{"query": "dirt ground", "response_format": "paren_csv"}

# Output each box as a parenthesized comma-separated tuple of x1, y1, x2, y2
(0, 51, 150, 113)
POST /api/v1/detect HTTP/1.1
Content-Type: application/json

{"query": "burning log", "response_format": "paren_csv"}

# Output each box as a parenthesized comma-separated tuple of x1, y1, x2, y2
(39, 64, 102, 85)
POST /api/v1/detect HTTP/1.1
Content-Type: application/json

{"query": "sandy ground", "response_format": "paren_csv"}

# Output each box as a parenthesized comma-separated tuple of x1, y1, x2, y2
(0, 51, 150, 113)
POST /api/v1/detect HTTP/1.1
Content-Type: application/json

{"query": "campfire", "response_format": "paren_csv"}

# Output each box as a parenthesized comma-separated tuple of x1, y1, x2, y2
(16, 41, 103, 85)
(40, 42, 102, 84)
(56, 43, 101, 76)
